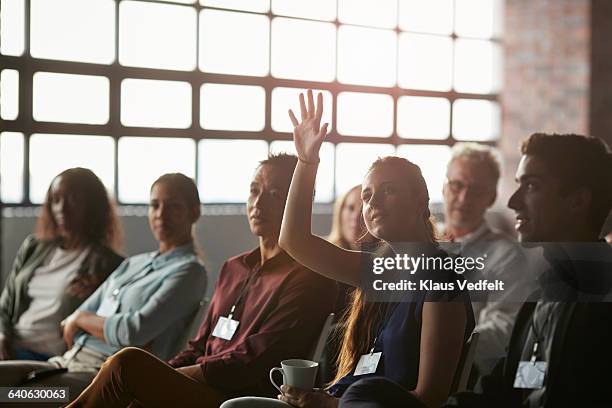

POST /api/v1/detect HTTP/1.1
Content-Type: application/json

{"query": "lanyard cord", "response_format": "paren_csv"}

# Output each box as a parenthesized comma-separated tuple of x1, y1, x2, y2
(369, 302, 400, 355)
(529, 302, 560, 362)
(227, 267, 262, 319)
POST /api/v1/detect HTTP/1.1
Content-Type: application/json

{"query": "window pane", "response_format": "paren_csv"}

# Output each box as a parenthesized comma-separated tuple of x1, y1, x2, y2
(338, 0, 397, 29)
(398, 0, 453, 35)
(33, 72, 109, 124)
(455, 0, 503, 39)
(396, 145, 451, 202)
(1, 70, 19, 120)
(198, 139, 268, 203)
(454, 39, 502, 94)
(121, 79, 191, 128)
(337, 92, 394, 137)
(119, 1, 196, 70)
(271, 87, 332, 133)
(31, 0, 115, 64)
(29, 134, 115, 203)
(201, 0, 269, 13)
(199, 9, 269, 76)
(1, 0, 25, 56)
(1, 132, 24, 203)
(335, 143, 395, 195)
(271, 18, 336, 82)
(398, 33, 453, 91)
(200, 84, 265, 131)
(269, 141, 335, 202)
(397, 96, 450, 140)
(338, 26, 397, 87)
(271, 0, 336, 21)
(118, 137, 195, 203)
(452, 99, 501, 141)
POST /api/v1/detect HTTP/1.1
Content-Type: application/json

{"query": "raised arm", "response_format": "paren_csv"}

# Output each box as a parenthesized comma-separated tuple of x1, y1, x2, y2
(279, 89, 362, 287)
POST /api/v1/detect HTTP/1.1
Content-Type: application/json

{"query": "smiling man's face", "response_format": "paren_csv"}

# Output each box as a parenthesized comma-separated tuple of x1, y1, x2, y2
(507, 155, 574, 242)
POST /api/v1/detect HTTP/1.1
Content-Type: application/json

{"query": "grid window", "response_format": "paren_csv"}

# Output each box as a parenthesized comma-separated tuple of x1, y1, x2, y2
(1, 70, 19, 121)
(398, 33, 453, 91)
(1, 0, 25, 56)
(452, 99, 501, 141)
(5, 1, 502, 206)
(198, 139, 268, 203)
(121, 79, 192, 129)
(200, 84, 265, 131)
(396, 145, 451, 202)
(29, 134, 115, 203)
(338, 0, 397, 29)
(337, 26, 397, 87)
(335, 143, 395, 196)
(33, 72, 109, 124)
(199, 9, 270, 76)
(118, 137, 196, 203)
(200, 0, 269, 13)
(397, 96, 450, 140)
(1, 133, 25, 203)
(271, 17, 336, 82)
(269, 141, 335, 202)
(337, 92, 394, 137)
(119, 1, 197, 71)
(271, 87, 333, 133)
(30, 0, 115, 64)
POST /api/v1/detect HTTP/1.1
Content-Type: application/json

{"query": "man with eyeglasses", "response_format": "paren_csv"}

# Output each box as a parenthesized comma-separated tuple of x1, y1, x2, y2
(442, 143, 532, 378)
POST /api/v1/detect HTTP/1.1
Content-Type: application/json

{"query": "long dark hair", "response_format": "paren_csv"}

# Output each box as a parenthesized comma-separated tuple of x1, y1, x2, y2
(35, 167, 122, 251)
(331, 156, 437, 386)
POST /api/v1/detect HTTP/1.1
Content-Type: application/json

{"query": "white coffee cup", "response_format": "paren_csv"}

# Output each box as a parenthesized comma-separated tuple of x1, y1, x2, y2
(269, 359, 319, 393)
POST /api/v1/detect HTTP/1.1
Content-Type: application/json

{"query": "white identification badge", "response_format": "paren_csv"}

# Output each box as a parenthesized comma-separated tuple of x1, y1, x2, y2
(212, 316, 240, 340)
(514, 361, 547, 389)
(97, 296, 119, 317)
(354, 352, 382, 376)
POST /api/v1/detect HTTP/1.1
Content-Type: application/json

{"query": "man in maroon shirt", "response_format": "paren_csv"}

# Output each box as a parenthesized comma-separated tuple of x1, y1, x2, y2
(67, 154, 337, 408)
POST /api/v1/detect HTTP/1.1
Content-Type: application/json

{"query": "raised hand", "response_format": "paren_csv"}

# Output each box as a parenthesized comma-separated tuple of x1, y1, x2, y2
(288, 89, 329, 164)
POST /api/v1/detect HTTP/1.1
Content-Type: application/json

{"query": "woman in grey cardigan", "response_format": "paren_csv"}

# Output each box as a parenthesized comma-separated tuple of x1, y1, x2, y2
(0, 167, 124, 361)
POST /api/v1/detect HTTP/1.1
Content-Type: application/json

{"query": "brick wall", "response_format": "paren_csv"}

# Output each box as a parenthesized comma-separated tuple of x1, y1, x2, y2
(500, 0, 591, 202)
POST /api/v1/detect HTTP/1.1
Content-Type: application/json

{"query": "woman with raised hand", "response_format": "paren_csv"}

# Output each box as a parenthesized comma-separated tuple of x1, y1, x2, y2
(0, 173, 207, 403)
(275, 90, 474, 408)
(0, 168, 124, 362)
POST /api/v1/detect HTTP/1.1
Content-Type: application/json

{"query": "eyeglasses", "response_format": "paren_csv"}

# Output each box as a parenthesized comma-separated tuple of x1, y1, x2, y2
(445, 179, 493, 196)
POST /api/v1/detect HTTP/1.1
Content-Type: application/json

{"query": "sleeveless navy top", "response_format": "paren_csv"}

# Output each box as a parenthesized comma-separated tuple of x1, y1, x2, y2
(329, 247, 475, 397)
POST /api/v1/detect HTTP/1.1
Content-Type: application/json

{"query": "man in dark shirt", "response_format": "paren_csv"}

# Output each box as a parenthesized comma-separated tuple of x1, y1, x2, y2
(67, 154, 337, 408)
(443, 133, 612, 408)
(337, 134, 612, 408)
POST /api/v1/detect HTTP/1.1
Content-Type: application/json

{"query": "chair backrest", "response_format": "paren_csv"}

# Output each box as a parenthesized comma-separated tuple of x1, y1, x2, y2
(169, 297, 210, 357)
(450, 331, 480, 394)
(310, 313, 335, 363)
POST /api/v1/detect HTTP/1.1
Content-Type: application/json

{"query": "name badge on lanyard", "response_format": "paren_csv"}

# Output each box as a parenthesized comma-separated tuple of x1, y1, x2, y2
(354, 351, 382, 376)
(212, 305, 240, 341)
(514, 342, 547, 389)
(354, 335, 382, 376)
(97, 288, 120, 317)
